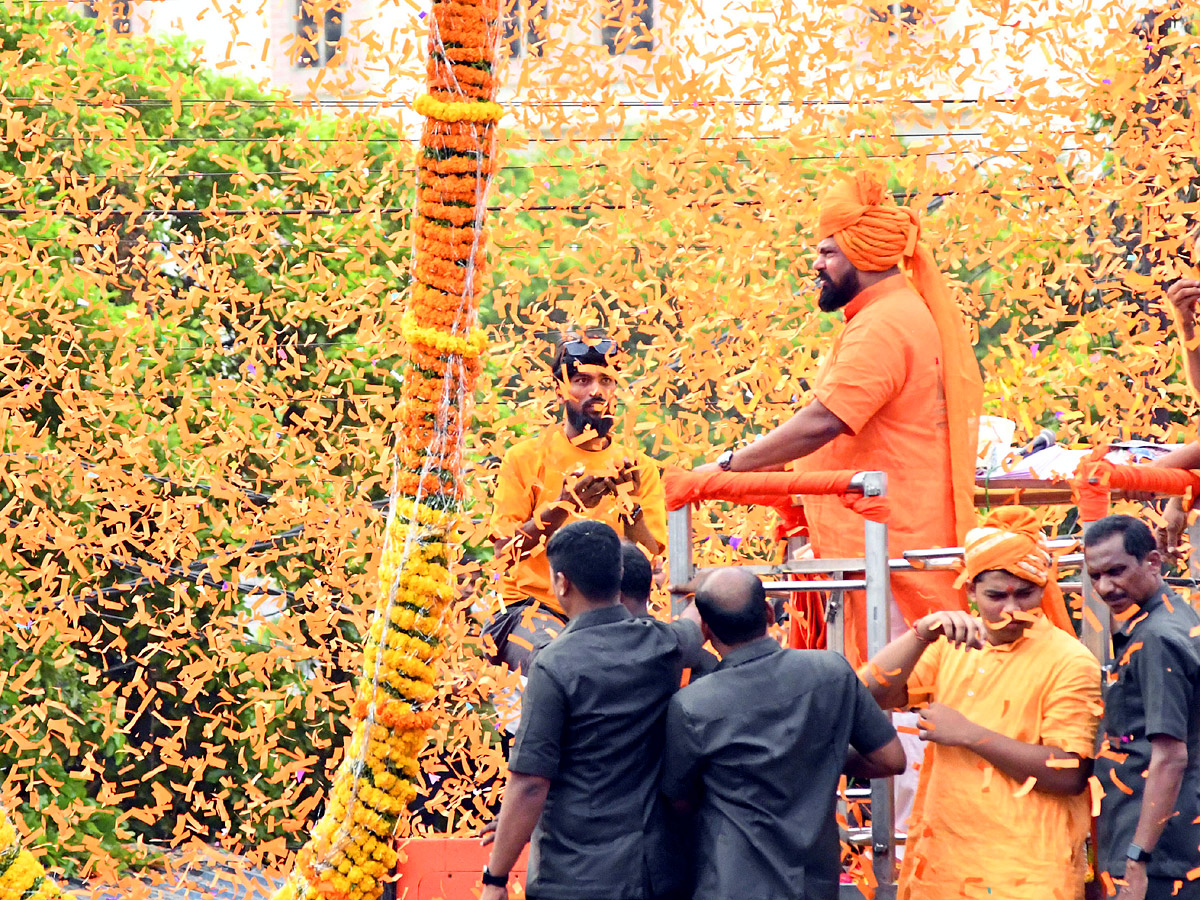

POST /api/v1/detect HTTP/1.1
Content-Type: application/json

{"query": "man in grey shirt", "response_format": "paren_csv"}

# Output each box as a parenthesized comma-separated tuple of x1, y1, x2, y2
(661, 568, 905, 900)
(481, 520, 704, 900)
(1086, 515, 1200, 900)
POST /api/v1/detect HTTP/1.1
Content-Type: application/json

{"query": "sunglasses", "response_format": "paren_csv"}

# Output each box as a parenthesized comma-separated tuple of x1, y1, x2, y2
(562, 339, 617, 358)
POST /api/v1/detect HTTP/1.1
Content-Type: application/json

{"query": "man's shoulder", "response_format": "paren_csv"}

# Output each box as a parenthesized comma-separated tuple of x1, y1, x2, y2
(781, 646, 857, 675)
(1135, 590, 1200, 654)
(852, 285, 934, 330)
(675, 647, 851, 705)
(501, 429, 558, 463)
(1031, 626, 1101, 684)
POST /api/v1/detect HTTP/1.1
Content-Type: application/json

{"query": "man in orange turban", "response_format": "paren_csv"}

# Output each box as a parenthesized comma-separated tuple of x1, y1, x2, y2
(696, 171, 984, 665)
(860, 507, 1101, 900)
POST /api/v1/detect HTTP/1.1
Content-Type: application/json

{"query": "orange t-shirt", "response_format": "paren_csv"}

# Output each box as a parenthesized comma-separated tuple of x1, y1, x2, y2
(799, 273, 966, 662)
(489, 425, 667, 615)
(898, 615, 1101, 900)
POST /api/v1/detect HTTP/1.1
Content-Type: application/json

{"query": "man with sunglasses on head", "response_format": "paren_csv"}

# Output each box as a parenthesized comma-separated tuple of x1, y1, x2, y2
(485, 334, 668, 674)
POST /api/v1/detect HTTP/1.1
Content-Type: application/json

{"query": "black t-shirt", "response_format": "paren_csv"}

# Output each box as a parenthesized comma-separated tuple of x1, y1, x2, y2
(508, 603, 703, 900)
(662, 638, 897, 900)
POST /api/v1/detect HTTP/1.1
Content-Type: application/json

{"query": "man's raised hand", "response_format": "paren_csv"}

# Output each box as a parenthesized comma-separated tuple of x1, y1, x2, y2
(1167, 278, 1200, 328)
(616, 457, 642, 493)
(558, 470, 615, 511)
(913, 610, 986, 650)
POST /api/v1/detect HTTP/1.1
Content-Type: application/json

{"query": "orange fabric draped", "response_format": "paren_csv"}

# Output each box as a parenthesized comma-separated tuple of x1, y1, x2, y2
(817, 172, 983, 544)
(1071, 446, 1200, 521)
(956, 507, 1074, 634)
(663, 467, 890, 522)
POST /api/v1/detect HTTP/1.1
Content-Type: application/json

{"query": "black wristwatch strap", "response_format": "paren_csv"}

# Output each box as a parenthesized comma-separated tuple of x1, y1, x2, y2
(482, 865, 510, 886)
(1126, 842, 1153, 864)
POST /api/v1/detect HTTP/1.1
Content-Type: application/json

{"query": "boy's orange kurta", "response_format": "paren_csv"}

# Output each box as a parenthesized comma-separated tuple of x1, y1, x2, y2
(896, 507, 1098, 900)
(898, 617, 1100, 900)
(798, 173, 984, 664)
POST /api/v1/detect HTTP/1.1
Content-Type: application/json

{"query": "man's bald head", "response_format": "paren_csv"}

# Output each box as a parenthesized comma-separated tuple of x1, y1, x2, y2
(694, 568, 769, 646)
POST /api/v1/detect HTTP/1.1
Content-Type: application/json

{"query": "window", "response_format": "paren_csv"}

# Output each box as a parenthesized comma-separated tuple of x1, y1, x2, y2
(82, 0, 133, 33)
(296, 0, 348, 68)
(601, 0, 652, 54)
(502, 0, 550, 58)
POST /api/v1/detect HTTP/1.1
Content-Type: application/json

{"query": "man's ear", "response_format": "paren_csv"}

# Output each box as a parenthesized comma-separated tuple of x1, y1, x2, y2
(765, 600, 776, 627)
(552, 568, 571, 598)
(1146, 548, 1164, 572)
(700, 620, 715, 646)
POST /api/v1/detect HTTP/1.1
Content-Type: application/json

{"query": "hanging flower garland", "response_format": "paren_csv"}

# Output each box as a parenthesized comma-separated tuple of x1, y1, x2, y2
(270, 0, 501, 896)
(0, 807, 61, 900)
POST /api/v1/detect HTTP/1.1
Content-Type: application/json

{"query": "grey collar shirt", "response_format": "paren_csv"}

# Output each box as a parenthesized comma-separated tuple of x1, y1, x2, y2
(1099, 584, 1200, 881)
(662, 637, 897, 900)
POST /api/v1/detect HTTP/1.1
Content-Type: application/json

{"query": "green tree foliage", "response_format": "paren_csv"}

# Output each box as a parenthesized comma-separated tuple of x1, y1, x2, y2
(0, 4, 414, 873)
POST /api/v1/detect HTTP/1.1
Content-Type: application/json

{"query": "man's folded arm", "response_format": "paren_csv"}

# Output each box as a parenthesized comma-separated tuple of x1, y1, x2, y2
(844, 737, 906, 779)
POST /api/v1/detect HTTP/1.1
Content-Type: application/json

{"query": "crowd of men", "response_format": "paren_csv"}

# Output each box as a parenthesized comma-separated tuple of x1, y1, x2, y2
(474, 172, 1200, 900)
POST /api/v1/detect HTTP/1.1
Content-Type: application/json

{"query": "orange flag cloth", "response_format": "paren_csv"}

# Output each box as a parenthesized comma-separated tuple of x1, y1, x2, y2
(663, 467, 890, 522)
(955, 506, 1074, 634)
(1072, 445, 1200, 521)
(817, 172, 984, 543)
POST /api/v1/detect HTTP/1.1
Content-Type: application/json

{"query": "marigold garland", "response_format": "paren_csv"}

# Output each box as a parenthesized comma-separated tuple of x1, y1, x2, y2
(271, 0, 500, 896)
(414, 93, 503, 124)
(0, 808, 61, 900)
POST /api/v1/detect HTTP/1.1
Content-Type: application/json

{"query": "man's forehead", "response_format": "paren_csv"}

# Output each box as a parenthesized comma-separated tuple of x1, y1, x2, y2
(974, 570, 1039, 592)
(816, 237, 842, 253)
(563, 363, 619, 378)
(1085, 534, 1130, 564)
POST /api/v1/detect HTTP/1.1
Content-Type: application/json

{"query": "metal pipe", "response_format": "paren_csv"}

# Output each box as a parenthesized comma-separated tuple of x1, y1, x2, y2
(1078, 520, 1111, 669)
(859, 471, 896, 892)
(763, 579, 867, 592)
(667, 506, 693, 617)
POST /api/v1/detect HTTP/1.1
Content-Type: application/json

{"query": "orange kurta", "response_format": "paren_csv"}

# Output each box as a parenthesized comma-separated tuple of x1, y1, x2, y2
(800, 273, 964, 663)
(489, 425, 667, 615)
(898, 616, 1101, 900)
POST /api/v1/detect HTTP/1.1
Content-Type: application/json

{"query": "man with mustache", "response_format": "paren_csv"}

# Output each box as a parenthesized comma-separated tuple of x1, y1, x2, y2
(695, 172, 983, 667)
(861, 507, 1100, 900)
(486, 335, 667, 674)
(1085, 515, 1200, 900)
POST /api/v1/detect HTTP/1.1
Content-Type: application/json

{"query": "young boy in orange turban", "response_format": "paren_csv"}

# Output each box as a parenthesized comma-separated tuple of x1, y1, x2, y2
(860, 507, 1100, 899)
(695, 171, 983, 665)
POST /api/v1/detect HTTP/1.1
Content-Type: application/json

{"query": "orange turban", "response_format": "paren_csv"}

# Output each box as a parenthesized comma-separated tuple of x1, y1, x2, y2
(817, 172, 984, 544)
(956, 507, 1074, 634)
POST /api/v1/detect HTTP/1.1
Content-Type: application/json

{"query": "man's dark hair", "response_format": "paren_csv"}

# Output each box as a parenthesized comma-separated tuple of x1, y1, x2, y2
(695, 569, 769, 645)
(546, 520, 622, 603)
(1083, 514, 1157, 562)
(550, 334, 618, 380)
(620, 541, 653, 606)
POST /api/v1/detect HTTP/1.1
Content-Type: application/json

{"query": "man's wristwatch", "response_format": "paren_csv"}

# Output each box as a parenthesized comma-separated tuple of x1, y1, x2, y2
(716, 448, 736, 471)
(621, 503, 643, 526)
(1126, 843, 1153, 864)
(481, 865, 510, 886)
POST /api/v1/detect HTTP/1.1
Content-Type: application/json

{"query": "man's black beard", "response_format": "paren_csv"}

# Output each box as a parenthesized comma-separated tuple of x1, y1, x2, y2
(817, 269, 861, 312)
(566, 403, 614, 438)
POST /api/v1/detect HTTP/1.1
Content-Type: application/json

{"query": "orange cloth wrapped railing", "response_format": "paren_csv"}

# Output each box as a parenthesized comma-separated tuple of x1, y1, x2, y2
(663, 467, 890, 523)
(1071, 447, 1200, 521)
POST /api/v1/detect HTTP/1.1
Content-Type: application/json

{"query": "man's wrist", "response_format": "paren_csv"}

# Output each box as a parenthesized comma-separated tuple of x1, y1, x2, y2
(1126, 842, 1153, 864)
(620, 503, 643, 526)
(911, 624, 934, 644)
(481, 864, 510, 886)
(535, 500, 569, 528)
